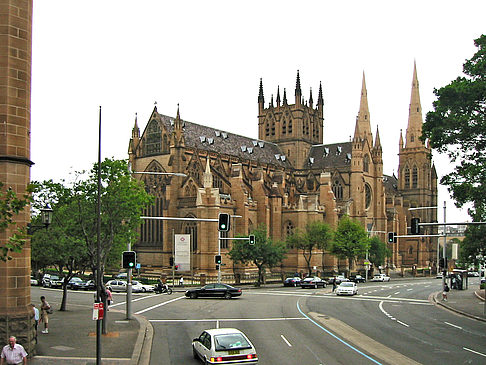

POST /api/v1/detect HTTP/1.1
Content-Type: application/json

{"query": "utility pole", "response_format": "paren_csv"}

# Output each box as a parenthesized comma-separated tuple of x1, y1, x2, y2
(126, 242, 132, 320)
(442, 201, 447, 292)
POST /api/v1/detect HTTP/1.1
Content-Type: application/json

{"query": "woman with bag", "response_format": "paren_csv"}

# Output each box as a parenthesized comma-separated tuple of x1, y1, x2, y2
(40, 296, 51, 334)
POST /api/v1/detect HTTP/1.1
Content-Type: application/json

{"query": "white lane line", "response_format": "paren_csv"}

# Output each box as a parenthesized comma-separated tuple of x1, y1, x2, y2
(379, 301, 410, 327)
(280, 334, 292, 347)
(407, 288, 413, 291)
(386, 295, 391, 298)
(110, 294, 157, 307)
(150, 317, 307, 323)
(445, 321, 463, 330)
(135, 296, 185, 314)
(463, 347, 486, 357)
(396, 320, 409, 327)
(394, 292, 400, 295)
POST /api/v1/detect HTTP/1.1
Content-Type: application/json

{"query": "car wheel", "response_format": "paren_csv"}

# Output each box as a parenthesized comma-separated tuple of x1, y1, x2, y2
(190, 292, 197, 299)
(142, 288, 146, 293)
(224, 292, 232, 299)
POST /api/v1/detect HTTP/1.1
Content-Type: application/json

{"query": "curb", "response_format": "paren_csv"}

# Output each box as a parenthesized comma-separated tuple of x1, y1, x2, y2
(132, 313, 153, 365)
(432, 291, 486, 323)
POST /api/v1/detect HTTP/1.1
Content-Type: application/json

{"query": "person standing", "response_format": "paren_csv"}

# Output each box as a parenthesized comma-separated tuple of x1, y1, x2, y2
(30, 304, 39, 343)
(40, 296, 50, 334)
(106, 287, 113, 311)
(179, 276, 184, 287)
(332, 279, 337, 292)
(0, 336, 27, 365)
(442, 283, 450, 301)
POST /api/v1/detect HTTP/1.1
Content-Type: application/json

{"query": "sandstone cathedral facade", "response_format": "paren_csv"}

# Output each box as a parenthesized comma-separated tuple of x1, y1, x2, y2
(128, 66, 438, 276)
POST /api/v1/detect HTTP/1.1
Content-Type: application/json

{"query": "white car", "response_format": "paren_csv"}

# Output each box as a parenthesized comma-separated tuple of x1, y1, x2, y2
(132, 280, 154, 293)
(335, 281, 358, 296)
(192, 328, 258, 364)
(371, 274, 390, 282)
(30, 276, 38, 286)
(105, 280, 128, 292)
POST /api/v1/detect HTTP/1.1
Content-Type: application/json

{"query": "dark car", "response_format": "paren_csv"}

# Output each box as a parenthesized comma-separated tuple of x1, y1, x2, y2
(68, 277, 84, 290)
(300, 277, 326, 289)
(349, 275, 366, 283)
(185, 283, 242, 299)
(283, 277, 302, 287)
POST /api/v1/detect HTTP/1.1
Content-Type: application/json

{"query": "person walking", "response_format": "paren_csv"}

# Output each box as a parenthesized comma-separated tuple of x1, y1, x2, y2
(332, 278, 337, 292)
(0, 336, 27, 365)
(31, 304, 39, 343)
(179, 276, 184, 287)
(106, 287, 113, 311)
(40, 296, 50, 334)
(442, 283, 450, 301)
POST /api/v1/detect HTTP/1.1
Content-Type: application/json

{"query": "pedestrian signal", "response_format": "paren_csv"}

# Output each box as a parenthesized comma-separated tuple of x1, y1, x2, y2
(218, 213, 230, 232)
(215, 255, 222, 264)
(249, 235, 256, 245)
(122, 251, 136, 269)
(387, 232, 394, 243)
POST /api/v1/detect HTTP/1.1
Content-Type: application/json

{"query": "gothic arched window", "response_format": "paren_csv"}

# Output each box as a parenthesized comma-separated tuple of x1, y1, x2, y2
(144, 120, 161, 156)
(183, 216, 198, 252)
(282, 119, 287, 135)
(412, 166, 418, 188)
(332, 180, 343, 200)
(363, 154, 370, 173)
(404, 167, 410, 189)
(365, 183, 372, 209)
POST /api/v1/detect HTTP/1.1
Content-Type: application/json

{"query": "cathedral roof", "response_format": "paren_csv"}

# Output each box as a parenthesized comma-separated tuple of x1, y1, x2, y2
(305, 142, 353, 169)
(382, 174, 399, 194)
(154, 112, 291, 168)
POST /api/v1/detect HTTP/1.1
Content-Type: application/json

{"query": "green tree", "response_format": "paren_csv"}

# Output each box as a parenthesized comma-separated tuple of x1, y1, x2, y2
(31, 159, 153, 312)
(228, 225, 287, 286)
(368, 236, 391, 267)
(459, 226, 486, 266)
(331, 216, 370, 273)
(0, 182, 34, 262)
(286, 221, 333, 276)
(422, 35, 486, 219)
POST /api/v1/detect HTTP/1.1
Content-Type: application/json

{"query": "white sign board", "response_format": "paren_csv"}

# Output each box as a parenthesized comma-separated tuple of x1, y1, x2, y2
(175, 234, 191, 271)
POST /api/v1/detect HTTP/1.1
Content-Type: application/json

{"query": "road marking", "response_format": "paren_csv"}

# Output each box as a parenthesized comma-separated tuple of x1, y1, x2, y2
(110, 294, 156, 308)
(379, 301, 409, 327)
(149, 317, 307, 323)
(296, 302, 383, 365)
(407, 288, 413, 291)
(394, 292, 400, 295)
(444, 321, 462, 330)
(134, 296, 185, 314)
(396, 320, 409, 327)
(280, 334, 292, 347)
(463, 347, 486, 357)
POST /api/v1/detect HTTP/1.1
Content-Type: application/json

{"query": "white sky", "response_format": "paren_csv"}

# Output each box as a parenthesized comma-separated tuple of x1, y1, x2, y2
(30, 0, 485, 223)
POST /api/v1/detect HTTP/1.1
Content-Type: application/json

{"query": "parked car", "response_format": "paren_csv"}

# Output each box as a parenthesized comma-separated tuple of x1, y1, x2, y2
(30, 276, 38, 286)
(68, 277, 84, 290)
(132, 280, 154, 293)
(371, 273, 390, 282)
(105, 280, 128, 292)
(42, 274, 52, 287)
(436, 272, 443, 279)
(467, 271, 479, 277)
(116, 272, 128, 279)
(329, 275, 349, 285)
(349, 274, 366, 283)
(300, 277, 326, 289)
(192, 328, 258, 364)
(48, 275, 63, 288)
(283, 277, 302, 287)
(335, 281, 358, 296)
(185, 283, 242, 299)
(78, 280, 96, 291)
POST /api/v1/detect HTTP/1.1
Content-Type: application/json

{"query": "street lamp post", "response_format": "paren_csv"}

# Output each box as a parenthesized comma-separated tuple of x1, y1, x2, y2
(27, 205, 53, 234)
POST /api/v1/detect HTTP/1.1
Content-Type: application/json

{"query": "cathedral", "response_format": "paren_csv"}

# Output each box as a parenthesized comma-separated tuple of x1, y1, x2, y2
(128, 65, 438, 276)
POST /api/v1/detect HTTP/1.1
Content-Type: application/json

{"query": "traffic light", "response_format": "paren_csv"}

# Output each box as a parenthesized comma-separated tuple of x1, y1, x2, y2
(215, 255, 222, 264)
(122, 251, 136, 269)
(175, 264, 179, 270)
(249, 234, 256, 245)
(387, 232, 394, 243)
(411, 217, 420, 234)
(393, 232, 397, 243)
(169, 256, 174, 266)
(218, 213, 230, 232)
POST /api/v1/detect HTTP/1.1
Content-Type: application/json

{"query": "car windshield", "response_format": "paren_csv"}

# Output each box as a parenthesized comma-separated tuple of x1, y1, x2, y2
(340, 282, 354, 287)
(71, 278, 82, 282)
(51, 275, 59, 280)
(214, 333, 251, 351)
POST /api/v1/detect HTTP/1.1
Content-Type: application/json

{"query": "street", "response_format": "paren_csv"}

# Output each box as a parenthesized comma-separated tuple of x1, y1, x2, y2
(31, 277, 486, 364)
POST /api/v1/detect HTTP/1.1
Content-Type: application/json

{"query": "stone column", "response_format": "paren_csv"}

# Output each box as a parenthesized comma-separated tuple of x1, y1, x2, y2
(0, 0, 35, 354)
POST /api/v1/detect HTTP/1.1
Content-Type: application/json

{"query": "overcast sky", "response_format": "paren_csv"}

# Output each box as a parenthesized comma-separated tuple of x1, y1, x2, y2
(30, 0, 485, 223)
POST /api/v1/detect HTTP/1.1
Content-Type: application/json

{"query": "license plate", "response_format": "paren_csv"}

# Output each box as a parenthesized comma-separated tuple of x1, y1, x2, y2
(228, 350, 240, 355)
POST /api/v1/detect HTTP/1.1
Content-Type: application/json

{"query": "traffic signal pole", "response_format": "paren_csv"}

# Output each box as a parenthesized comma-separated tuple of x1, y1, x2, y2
(126, 243, 132, 320)
(218, 230, 221, 284)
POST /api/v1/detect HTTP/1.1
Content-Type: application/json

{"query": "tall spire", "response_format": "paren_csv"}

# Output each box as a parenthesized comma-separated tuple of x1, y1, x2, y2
(317, 81, 323, 106)
(405, 61, 424, 148)
(295, 70, 302, 105)
(374, 125, 381, 148)
(258, 78, 264, 104)
(203, 157, 213, 188)
(276, 85, 281, 106)
(309, 87, 313, 108)
(356, 71, 372, 141)
(283, 87, 288, 105)
(132, 112, 140, 139)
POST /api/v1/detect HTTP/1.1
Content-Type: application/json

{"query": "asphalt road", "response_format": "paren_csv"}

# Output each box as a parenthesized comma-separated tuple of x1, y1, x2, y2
(32, 278, 486, 364)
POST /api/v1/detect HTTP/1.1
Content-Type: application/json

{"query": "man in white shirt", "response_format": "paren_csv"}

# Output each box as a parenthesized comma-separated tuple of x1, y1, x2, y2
(0, 336, 27, 365)
(31, 304, 39, 343)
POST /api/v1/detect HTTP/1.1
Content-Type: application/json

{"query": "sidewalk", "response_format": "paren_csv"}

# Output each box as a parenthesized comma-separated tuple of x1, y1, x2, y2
(433, 284, 486, 322)
(30, 305, 152, 365)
